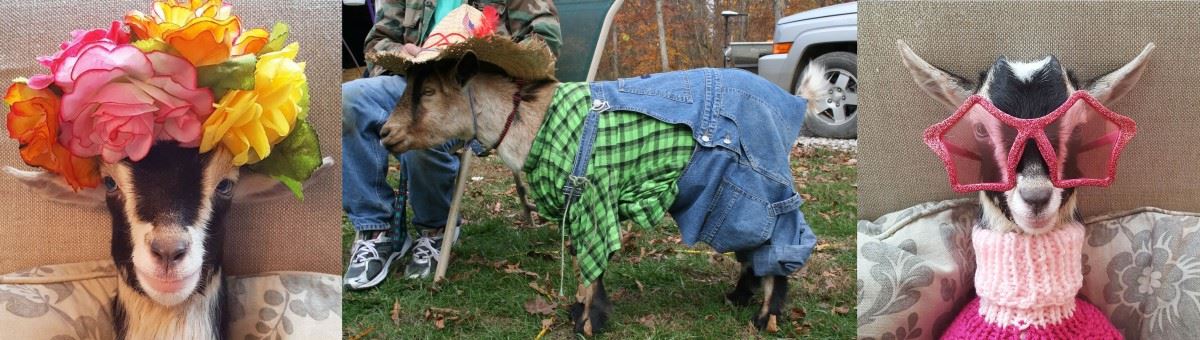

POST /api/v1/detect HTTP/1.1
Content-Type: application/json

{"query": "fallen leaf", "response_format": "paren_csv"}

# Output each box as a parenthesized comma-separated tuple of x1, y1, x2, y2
(528, 281, 555, 298)
(638, 314, 658, 328)
(491, 201, 502, 213)
(635, 280, 644, 293)
(523, 296, 557, 315)
(833, 306, 850, 315)
(503, 262, 540, 279)
(434, 317, 445, 329)
(391, 300, 401, 326)
(347, 325, 375, 340)
(790, 307, 807, 320)
(471, 176, 484, 181)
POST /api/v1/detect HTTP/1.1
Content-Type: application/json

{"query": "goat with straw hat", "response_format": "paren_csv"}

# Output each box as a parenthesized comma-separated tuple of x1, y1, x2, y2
(368, 4, 557, 81)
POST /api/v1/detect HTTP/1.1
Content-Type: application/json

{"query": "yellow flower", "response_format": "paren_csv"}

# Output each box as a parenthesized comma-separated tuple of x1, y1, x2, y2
(200, 43, 307, 165)
(126, 0, 263, 66)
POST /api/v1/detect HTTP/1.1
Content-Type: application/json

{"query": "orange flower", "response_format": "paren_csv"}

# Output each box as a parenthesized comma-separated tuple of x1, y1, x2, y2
(4, 81, 100, 190)
(126, 0, 259, 66)
(234, 28, 269, 55)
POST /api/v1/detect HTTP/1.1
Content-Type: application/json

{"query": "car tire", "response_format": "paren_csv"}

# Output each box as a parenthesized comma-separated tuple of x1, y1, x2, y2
(800, 51, 858, 139)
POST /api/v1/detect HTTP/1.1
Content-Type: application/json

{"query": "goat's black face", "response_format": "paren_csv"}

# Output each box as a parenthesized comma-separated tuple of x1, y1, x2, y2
(976, 57, 1079, 233)
(105, 142, 237, 306)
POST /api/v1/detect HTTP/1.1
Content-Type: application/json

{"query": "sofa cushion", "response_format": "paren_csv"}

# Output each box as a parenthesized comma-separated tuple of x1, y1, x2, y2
(857, 199, 1200, 339)
(0, 261, 341, 339)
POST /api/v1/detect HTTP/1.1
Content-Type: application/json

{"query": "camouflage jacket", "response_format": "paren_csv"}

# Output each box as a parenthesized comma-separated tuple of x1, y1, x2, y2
(365, 0, 562, 76)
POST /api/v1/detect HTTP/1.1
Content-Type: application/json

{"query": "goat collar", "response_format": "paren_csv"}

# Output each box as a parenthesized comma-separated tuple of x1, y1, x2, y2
(466, 79, 526, 156)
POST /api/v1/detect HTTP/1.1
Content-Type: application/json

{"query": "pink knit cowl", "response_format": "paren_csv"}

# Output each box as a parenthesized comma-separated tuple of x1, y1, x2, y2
(942, 222, 1122, 339)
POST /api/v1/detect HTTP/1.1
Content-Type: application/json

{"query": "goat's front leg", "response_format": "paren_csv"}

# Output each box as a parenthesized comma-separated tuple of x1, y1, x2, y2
(570, 275, 611, 336)
(753, 275, 788, 332)
(725, 263, 761, 306)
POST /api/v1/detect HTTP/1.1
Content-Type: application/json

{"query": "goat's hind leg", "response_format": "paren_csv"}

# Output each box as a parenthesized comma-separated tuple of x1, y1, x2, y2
(753, 275, 788, 332)
(725, 263, 760, 307)
(570, 275, 612, 336)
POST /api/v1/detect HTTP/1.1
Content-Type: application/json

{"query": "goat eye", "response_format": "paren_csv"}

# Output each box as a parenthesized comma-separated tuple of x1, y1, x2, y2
(421, 88, 435, 96)
(103, 176, 118, 192)
(216, 179, 234, 195)
(973, 123, 989, 139)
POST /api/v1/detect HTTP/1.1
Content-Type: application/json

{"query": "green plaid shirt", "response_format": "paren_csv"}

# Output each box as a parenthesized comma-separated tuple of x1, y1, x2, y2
(524, 83, 695, 285)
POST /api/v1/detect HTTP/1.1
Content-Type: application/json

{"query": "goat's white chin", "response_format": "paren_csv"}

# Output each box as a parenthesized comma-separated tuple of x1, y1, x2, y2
(136, 268, 201, 306)
(1013, 214, 1058, 234)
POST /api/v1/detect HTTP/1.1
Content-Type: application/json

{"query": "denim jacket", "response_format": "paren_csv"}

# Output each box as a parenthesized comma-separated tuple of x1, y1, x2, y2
(586, 68, 817, 277)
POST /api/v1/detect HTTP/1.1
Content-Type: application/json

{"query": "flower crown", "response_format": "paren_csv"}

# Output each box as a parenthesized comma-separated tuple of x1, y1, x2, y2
(3, 0, 321, 198)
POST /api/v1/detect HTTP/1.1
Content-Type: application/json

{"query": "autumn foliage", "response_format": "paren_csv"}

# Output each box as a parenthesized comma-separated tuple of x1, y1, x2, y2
(596, 0, 849, 80)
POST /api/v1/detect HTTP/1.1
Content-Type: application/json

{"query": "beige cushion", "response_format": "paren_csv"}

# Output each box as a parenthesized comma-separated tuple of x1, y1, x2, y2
(857, 1, 1200, 220)
(0, 261, 341, 339)
(0, 1, 341, 275)
(857, 199, 1200, 339)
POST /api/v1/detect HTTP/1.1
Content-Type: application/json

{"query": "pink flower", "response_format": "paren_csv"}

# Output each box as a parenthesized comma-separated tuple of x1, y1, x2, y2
(57, 43, 213, 163)
(28, 21, 130, 90)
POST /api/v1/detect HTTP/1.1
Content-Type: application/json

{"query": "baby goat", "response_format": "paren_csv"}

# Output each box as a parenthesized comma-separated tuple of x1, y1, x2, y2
(899, 41, 1151, 338)
(6, 144, 328, 339)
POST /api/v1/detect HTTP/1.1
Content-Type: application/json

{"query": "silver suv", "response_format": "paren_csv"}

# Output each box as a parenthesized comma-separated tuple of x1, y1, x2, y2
(758, 2, 857, 139)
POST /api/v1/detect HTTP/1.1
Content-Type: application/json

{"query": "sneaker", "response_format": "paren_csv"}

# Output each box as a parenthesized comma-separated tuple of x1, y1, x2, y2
(404, 228, 456, 279)
(344, 231, 412, 290)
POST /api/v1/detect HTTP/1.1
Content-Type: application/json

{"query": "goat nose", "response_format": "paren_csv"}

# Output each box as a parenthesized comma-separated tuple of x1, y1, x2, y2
(150, 239, 189, 264)
(1019, 186, 1053, 211)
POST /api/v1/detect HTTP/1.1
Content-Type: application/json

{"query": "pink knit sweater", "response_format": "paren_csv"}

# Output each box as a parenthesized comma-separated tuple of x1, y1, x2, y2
(942, 222, 1122, 339)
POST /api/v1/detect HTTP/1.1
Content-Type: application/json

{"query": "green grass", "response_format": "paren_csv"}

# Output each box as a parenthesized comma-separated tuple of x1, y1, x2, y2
(342, 147, 856, 339)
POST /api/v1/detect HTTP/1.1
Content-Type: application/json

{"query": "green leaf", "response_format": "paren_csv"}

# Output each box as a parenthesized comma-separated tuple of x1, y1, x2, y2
(248, 118, 322, 200)
(257, 22, 291, 56)
(196, 54, 257, 99)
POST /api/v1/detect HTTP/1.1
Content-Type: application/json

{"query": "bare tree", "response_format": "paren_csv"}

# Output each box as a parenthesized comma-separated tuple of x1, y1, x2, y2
(610, 28, 620, 78)
(655, 0, 669, 72)
(774, 0, 784, 23)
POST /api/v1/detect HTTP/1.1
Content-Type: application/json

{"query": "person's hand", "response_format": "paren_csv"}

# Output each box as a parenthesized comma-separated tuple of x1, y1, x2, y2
(401, 43, 423, 57)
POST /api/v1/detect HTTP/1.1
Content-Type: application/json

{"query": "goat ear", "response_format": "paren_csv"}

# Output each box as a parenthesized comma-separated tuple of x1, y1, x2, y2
(2, 166, 106, 209)
(897, 40, 975, 109)
(453, 52, 480, 86)
(1087, 43, 1154, 105)
(233, 157, 335, 204)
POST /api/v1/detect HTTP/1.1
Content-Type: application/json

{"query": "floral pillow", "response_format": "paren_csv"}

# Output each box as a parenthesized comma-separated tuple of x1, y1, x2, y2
(857, 199, 1200, 339)
(0, 261, 341, 339)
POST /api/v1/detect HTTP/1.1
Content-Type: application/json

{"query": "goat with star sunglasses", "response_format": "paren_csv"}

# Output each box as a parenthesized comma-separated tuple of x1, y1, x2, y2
(924, 90, 1137, 193)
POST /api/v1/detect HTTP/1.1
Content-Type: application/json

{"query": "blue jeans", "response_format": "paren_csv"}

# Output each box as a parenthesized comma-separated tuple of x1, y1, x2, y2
(342, 75, 459, 235)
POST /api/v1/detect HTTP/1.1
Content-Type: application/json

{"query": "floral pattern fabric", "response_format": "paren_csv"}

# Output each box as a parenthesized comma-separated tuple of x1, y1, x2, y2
(858, 199, 1200, 339)
(0, 260, 340, 339)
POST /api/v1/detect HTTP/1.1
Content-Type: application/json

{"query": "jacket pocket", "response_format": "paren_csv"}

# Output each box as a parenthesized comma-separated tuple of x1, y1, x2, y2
(699, 178, 776, 253)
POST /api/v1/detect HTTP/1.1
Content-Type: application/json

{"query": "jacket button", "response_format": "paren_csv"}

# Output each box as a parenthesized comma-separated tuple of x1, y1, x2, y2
(722, 137, 732, 144)
(701, 135, 711, 142)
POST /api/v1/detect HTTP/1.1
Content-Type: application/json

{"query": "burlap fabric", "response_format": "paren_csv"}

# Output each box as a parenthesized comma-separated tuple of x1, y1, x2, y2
(0, 0, 342, 275)
(858, 1, 1200, 219)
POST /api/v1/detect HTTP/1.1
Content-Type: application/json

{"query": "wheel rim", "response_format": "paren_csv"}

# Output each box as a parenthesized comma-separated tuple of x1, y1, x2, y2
(802, 68, 858, 125)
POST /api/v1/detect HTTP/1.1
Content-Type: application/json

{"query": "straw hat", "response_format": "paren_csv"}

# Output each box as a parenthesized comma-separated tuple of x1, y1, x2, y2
(368, 4, 556, 80)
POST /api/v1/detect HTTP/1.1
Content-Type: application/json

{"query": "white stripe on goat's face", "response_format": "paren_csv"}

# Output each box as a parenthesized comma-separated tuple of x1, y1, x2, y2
(104, 143, 237, 307)
(898, 41, 1155, 234)
(976, 56, 1078, 234)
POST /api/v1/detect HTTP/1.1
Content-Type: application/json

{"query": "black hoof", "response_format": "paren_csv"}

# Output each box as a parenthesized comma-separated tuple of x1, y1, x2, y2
(752, 312, 780, 332)
(725, 290, 753, 307)
(569, 302, 609, 336)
